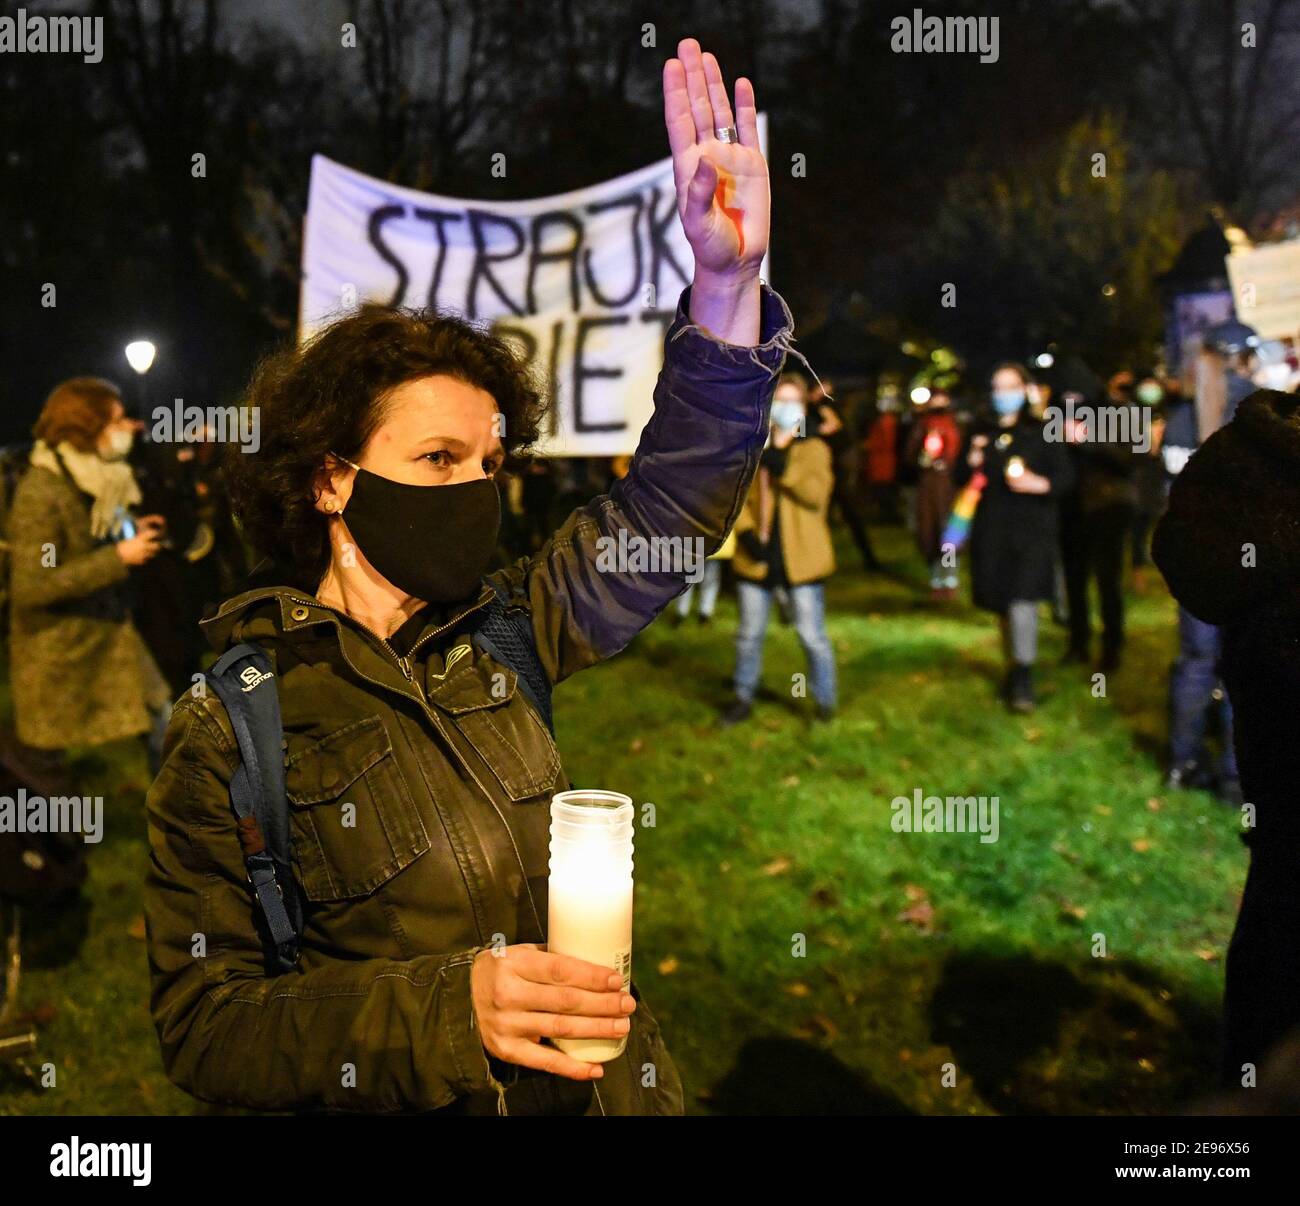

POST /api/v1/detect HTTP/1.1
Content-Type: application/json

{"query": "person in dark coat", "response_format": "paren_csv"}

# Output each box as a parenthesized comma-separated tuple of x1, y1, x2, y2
(966, 363, 1074, 711)
(811, 375, 880, 571)
(1054, 363, 1140, 672)
(904, 386, 961, 599)
(1152, 386, 1300, 1087)
(1159, 321, 1259, 800)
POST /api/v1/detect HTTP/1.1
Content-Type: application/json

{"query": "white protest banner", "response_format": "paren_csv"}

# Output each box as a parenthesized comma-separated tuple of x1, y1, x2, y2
(1227, 240, 1300, 341)
(299, 117, 768, 456)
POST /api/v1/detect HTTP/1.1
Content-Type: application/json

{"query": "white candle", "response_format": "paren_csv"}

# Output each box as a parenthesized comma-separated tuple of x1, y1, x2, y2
(548, 790, 634, 1062)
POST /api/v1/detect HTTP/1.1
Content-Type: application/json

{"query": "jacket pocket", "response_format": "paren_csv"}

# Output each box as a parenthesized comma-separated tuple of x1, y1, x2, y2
(434, 663, 561, 801)
(284, 715, 429, 901)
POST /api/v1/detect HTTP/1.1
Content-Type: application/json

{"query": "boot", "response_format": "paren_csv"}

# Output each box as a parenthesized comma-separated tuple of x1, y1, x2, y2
(718, 699, 753, 728)
(1008, 663, 1035, 713)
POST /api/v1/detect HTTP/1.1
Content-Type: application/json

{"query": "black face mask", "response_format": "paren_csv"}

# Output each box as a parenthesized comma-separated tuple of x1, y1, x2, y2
(334, 456, 500, 604)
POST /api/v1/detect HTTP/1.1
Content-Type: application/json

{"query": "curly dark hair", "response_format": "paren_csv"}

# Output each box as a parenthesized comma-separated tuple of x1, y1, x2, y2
(224, 305, 547, 590)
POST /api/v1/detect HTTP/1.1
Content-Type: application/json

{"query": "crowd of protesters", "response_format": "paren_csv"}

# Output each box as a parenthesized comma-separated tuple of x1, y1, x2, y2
(3, 315, 1299, 1105)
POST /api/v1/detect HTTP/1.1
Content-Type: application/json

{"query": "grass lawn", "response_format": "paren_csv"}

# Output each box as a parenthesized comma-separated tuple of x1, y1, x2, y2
(1, 524, 1246, 1115)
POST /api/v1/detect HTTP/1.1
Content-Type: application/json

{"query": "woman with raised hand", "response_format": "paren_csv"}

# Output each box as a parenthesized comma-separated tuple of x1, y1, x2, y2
(144, 39, 791, 1116)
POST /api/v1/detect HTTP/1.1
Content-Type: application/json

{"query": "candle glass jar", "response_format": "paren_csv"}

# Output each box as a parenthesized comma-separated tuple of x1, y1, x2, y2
(547, 790, 635, 1062)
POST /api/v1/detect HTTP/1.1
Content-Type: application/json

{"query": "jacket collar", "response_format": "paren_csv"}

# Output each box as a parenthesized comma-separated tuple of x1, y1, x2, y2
(201, 581, 498, 704)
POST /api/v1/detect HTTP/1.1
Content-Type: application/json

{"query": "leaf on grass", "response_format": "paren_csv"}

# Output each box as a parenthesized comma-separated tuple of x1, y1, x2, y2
(762, 855, 792, 876)
(1195, 948, 1219, 962)
(1060, 902, 1088, 921)
(897, 885, 936, 931)
(897, 900, 935, 930)
(1094, 804, 1112, 817)
(808, 1013, 839, 1040)
(1147, 797, 1163, 812)
(1131, 837, 1152, 853)
(784, 981, 811, 998)
(629, 737, 644, 753)
(657, 956, 679, 975)
(781, 774, 800, 788)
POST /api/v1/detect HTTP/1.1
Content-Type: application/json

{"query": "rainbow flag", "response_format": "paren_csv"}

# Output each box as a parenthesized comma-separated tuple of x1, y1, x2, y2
(941, 472, 986, 552)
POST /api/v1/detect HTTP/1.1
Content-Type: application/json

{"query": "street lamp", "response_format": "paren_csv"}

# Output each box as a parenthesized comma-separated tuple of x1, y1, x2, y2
(125, 340, 156, 375)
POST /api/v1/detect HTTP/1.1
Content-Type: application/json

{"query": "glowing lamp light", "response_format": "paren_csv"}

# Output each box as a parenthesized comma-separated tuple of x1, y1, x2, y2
(1035, 352, 1055, 369)
(1006, 456, 1026, 480)
(910, 386, 932, 406)
(125, 340, 157, 375)
(924, 432, 944, 457)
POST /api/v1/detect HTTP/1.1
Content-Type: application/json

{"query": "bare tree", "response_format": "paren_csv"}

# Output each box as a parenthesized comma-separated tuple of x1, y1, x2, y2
(1119, 0, 1300, 217)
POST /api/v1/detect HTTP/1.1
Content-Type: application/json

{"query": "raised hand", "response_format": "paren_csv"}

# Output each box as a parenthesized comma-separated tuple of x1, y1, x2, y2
(663, 38, 768, 345)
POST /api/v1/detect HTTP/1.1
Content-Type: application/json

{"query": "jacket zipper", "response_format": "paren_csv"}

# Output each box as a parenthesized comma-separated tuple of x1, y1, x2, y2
(285, 593, 484, 695)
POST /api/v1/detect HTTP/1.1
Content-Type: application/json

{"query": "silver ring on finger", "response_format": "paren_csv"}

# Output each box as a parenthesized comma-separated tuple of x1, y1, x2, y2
(714, 125, 739, 144)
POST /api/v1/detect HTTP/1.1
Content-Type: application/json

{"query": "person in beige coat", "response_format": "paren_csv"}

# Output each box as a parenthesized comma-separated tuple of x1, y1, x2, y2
(5, 377, 172, 775)
(722, 373, 837, 725)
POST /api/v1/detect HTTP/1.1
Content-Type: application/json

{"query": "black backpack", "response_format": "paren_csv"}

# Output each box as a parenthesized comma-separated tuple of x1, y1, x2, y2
(205, 579, 553, 974)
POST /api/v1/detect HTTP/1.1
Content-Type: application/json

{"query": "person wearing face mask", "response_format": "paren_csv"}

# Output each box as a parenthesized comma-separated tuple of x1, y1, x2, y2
(4, 377, 171, 783)
(144, 41, 791, 1117)
(965, 363, 1074, 712)
(723, 373, 837, 726)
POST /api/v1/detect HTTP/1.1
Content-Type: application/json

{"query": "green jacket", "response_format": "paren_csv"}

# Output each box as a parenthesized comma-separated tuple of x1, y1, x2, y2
(6, 463, 170, 749)
(143, 284, 794, 1115)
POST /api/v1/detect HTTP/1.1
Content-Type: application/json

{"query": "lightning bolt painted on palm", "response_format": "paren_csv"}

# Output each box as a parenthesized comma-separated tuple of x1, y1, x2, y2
(714, 173, 745, 258)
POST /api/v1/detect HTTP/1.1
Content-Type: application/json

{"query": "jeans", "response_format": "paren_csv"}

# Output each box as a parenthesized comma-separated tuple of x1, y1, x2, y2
(1169, 605, 1237, 780)
(675, 559, 723, 618)
(734, 579, 837, 708)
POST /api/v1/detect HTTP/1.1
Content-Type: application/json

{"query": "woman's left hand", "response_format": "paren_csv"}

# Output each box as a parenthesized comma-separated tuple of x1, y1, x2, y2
(663, 39, 768, 343)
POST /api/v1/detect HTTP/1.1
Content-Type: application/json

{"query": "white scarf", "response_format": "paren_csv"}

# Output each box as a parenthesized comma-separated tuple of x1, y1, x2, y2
(29, 439, 143, 540)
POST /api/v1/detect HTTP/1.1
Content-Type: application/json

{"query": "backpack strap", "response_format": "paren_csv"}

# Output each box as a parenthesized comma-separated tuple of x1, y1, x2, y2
(471, 579, 555, 736)
(205, 642, 301, 973)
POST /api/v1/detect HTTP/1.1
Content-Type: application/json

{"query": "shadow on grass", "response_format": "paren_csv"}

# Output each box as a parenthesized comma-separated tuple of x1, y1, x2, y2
(17, 894, 93, 969)
(929, 951, 1222, 1115)
(706, 1036, 915, 1115)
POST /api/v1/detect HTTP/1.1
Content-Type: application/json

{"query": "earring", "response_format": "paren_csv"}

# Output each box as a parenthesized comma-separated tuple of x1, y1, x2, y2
(324, 500, 337, 512)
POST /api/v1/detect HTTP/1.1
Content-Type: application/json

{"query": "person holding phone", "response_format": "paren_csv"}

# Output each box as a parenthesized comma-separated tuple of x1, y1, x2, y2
(6, 376, 170, 778)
